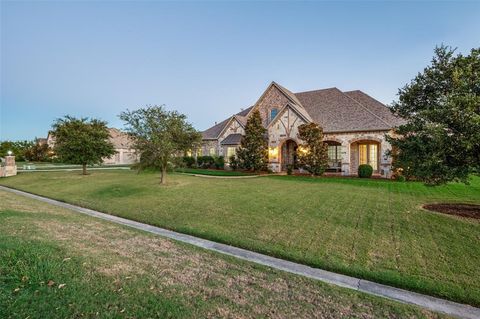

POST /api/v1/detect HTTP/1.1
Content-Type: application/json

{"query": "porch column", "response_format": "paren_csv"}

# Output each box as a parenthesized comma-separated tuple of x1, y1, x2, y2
(380, 140, 393, 178)
(341, 142, 350, 176)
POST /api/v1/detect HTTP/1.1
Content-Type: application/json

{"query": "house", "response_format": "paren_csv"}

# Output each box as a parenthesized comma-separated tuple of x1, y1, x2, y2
(46, 128, 137, 165)
(201, 81, 404, 177)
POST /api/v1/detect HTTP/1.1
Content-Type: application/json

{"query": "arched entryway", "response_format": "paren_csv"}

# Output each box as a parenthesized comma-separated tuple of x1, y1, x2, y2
(350, 139, 381, 174)
(281, 139, 298, 171)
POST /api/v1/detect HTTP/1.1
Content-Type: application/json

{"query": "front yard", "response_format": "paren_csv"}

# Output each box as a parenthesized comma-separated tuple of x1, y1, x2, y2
(1, 171, 479, 306)
(0, 189, 443, 318)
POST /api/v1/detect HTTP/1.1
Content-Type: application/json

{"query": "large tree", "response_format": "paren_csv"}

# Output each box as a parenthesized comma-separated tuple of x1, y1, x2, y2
(296, 123, 329, 176)
(52, 116, 115, 175)
(120, 105, 201, 184)
(387, 46, 480, 185)
(236, 110, 268, 171)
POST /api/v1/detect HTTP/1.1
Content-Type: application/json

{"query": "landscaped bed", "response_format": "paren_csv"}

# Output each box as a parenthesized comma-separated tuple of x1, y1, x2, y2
(1, 170, 479, 306)
(175, 168, 256, 176)
(423, 203, 480, 220)
(0, 189, 442, 318)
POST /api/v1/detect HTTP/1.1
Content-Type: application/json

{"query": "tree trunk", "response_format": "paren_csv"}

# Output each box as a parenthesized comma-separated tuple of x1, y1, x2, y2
(82, 163, 87, 175)
(160, 166, 167, 184)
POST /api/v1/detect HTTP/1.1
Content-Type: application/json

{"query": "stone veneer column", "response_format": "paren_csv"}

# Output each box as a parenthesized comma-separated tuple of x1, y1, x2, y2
(379, 140, 393, 178)
(2, 156, 17, 177)
(340, 142, 350, 176)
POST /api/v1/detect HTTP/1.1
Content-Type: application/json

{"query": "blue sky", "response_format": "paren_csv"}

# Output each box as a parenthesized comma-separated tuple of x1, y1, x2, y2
(1, 1, 479, 141)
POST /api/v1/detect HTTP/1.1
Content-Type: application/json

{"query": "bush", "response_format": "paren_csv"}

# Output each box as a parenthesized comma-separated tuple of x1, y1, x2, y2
(229, 155, 239, 170)
(287, 164, 293, 175)
(182, 156, 196, 168)
(197, 156, 215, 168)
(396, 175, 406, 182)
(358, 164, 373, 178)
(214, 156, 225, 169)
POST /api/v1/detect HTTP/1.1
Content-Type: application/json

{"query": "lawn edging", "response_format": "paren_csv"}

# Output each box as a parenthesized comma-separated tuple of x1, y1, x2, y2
(1, 185, 479, 319)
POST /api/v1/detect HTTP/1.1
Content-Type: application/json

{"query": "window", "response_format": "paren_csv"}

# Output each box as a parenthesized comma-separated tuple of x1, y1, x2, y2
(326, 142, 342, 171)
(226, 147, 236, 160)
(209, 148, 216, 156)
(270, 108, 279, 122)
(359, 143, 378, 170)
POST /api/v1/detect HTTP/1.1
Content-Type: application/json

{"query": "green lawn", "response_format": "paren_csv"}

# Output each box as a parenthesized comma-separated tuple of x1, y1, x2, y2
(1, 170, 479, 306)
(0, 190, 443, 318)
(175, 168, 255, 176)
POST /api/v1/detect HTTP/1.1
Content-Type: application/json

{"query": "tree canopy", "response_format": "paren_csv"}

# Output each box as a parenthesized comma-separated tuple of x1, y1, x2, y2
(119, 105, 201, 184)
(236, 110, 268, 171)
(388, 46, 480, 185)
(296, 122, 329, 176)
(52, 116, 115, 175)
(0, 140, 34, 162)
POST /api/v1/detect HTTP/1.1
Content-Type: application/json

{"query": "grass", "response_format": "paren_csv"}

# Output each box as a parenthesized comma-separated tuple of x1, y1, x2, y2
(1, 170, 479, 307)
(0, 190, 444, 318)
(16, 161, 131, 170)
(175, 167, 255, 176)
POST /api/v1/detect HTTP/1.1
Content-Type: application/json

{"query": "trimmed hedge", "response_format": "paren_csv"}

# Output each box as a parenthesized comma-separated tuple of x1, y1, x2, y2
(358, 164, 373, 178)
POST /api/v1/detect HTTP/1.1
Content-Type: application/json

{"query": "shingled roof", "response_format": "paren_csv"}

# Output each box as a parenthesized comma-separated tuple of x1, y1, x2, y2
(294, 88, 396, 133)
(202, 106, 253, 139)
(202, 83, 403, 139)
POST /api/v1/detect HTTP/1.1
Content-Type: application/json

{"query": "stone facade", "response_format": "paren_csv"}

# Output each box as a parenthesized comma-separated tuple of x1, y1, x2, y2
(201, 82, 400, 178)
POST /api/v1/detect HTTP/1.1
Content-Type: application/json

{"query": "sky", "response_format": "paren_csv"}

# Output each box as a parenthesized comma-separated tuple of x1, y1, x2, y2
(1, 1, 479, 141)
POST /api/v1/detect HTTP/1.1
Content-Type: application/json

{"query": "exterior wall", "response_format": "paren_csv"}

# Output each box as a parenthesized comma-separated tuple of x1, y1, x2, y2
(201, 140, 219, 156)
(267, 106, 307, 172)
(323, 130, 393, 178)
(103, 148, 137, 165)
(202, 118, 245, 157)
(255, 85, 291, 126)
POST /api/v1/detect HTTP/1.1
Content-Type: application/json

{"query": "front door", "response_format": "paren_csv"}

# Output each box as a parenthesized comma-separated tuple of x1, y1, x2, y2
(281, 140, 297, 171)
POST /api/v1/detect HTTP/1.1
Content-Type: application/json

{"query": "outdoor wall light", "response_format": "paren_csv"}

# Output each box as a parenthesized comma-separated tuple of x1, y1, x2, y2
(7, 150, 12, 156)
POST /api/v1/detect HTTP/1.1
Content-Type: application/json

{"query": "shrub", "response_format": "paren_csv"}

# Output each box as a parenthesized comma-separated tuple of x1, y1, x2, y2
(182, 156, 196, 168)
(229, 155, 239, 170)
(214, 156, 225, 169)
(197, 156, 215, 168)
(396, 175, 406, 182)
(358, 164, 373, 178)
(287, 164, 293, 175)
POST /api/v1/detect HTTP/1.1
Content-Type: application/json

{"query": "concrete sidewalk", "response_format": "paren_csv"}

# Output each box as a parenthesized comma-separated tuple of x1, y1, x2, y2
(1, 185, 479, 319)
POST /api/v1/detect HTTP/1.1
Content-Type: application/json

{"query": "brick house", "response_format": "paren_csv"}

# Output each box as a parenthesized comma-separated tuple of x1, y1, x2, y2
(201, 82, 404, 177)
(46, 128, 137, 165)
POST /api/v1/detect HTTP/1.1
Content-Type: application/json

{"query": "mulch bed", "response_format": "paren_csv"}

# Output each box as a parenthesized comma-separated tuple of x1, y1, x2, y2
(423, 203, 480, 220)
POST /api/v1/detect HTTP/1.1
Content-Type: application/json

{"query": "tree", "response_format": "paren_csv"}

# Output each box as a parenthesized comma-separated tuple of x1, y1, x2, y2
(387, 46, 480, 185)
(119, 105, 201, 184)
(52, 116, 115, 175)
(24, 141, 50, 162)
(236, 110, 268, 171)
(0, 140, 35, 161)
(296, 123, 329, 176)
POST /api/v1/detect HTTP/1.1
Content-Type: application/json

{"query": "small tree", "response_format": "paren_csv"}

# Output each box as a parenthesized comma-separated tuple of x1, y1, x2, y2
(236, 110, 268, 171)
(296, 123, 329, 176)
(387, 46, 480, 185)
(52, 116, 115, 175)
(119, 105, 201, 184)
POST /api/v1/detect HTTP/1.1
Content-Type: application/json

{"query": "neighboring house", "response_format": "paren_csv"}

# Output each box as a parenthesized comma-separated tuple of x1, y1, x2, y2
(201, 81, 404, 177)
(102, 128, 138, 165)
(45, 128, 137, 165)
